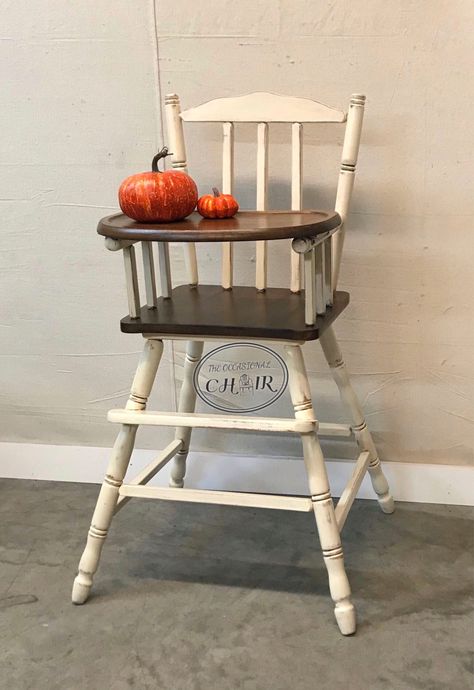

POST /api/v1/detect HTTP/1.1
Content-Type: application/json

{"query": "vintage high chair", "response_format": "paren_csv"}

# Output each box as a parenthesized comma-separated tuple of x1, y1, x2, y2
(72, 92, 394, 635)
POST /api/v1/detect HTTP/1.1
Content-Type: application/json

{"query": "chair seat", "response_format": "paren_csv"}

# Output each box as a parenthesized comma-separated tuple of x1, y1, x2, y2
(121, 285, 349, 341)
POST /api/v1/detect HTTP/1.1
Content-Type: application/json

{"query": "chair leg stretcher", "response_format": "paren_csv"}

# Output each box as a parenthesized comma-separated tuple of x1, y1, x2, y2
(119, 485, 314, 512)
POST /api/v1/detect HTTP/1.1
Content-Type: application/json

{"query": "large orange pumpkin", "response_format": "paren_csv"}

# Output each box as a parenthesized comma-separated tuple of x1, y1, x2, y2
(197, 188, 239, 219)
(118, 147, 198, 223)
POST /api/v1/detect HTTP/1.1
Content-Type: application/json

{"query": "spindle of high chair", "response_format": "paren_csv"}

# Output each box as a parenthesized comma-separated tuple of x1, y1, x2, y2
(221, 121, 234, 289)
(291, 122, 303, 293)
(164, 93, 198, 287)
(333, 94, 365, 290)
(255, 121, 269, 291)
(141, 241, 157, 308)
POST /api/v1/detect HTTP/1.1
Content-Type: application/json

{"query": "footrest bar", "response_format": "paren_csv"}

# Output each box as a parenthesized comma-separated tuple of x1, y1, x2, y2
(335, 451, 371, 531)
(317, 423, 352, 437)
(108, 409, 315, 434)
(115, 439, 183, 514)
(118, 485, 313, 512)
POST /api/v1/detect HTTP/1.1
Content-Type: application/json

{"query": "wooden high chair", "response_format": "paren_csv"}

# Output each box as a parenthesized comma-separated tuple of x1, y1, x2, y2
(72, 92, 394, 635)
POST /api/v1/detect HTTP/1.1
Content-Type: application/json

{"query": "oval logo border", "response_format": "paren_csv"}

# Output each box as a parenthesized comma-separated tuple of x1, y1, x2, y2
(193, 342, 289, 414)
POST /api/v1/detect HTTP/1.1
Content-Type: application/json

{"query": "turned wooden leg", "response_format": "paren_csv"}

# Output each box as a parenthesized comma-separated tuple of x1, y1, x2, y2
(285, 344, 356, 635)
(72, 338, 163, 604)
(169, 340, 204, 488)
(319, 326, 395, 514)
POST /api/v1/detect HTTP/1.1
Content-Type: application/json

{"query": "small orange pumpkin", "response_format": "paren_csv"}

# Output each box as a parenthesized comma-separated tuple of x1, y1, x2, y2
(197, 188, 239, 219)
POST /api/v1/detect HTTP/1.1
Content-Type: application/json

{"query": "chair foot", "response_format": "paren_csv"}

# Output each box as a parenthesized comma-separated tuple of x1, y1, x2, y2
(334, 599, 357, 635)
(72, 576, 92, 605)
(169, 449, 187, 487)
(368, 459, 395, 514)
(324, 550, 358, 636)
(378, 492, 395, 514)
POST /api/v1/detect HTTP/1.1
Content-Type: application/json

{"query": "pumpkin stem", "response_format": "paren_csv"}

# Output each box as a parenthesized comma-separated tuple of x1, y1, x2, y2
(212, 187, 221, 197)
(152, 146, 173, 173)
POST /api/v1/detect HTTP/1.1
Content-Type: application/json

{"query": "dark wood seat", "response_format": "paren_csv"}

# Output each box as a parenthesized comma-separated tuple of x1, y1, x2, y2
(121, 284, 349, 341)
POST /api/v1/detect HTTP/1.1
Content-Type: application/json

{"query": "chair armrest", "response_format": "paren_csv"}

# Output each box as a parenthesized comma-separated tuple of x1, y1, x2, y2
(104, 237, 139, 252)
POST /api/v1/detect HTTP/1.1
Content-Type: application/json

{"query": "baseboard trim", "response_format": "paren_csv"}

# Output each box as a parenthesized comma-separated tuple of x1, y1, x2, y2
(0, 442, 472, 506)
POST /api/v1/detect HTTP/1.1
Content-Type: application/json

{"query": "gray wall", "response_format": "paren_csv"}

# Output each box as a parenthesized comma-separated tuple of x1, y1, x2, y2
(2, 1, 473, 467)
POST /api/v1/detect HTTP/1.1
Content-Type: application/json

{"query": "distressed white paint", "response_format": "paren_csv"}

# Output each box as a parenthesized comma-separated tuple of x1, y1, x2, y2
(72, 329, 384, 632)
(314, 243, 326, 315)
(171, 339, 204, 487)
(335, 451, 371, 530)
(119, 484, 313, 512)
(181, 91, 345, 123)
(303, 250, 316, 325)
(123, 246, 141, 318)
(72, 337, 163, 604)
(164, 92, 198, 286)
(1, 1, 473, 477)
(65, 321, 381, 632)
(115, 438, 183, 512)
(221, 121, 235, 289)
(332, 94, 365, 290)
(141, 242, 157, 309)
(290, 122, 303, 292)
(255, 122, 269, 290)
(285, 343, 355, 634)
(157, 242, 172, 298)
(320, 326, 395, 513)
(318, 422, 352, 437)
(324, 237, 333, 306)
(108, 408, 316, 434)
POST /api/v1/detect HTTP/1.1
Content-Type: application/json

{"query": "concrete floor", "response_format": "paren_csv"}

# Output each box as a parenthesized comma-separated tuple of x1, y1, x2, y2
(0, 479, 473, 690)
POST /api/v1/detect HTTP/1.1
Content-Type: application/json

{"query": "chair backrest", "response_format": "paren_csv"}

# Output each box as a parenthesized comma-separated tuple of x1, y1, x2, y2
(164, 91, 365, 294)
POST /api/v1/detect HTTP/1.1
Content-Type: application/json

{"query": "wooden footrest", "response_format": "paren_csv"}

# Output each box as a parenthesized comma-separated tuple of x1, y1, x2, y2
(108, 409, 316, 434)
(119, 485, 313, 512)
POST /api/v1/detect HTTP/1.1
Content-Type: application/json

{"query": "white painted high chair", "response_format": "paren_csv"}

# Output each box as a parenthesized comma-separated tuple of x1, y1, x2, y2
(72, 92, 394, 635)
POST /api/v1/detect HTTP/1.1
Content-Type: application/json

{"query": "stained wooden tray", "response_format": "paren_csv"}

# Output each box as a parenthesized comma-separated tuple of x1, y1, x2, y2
(97, 210, 341, 243)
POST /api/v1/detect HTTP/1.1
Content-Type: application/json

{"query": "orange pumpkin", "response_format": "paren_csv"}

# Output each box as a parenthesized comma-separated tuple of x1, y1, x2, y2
(197, 188, 239, 219)
(119, 147, 198, 223)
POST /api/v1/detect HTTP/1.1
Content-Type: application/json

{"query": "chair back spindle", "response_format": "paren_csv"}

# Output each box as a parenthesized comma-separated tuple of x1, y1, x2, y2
(255, 122, 269, 291)
(324, 237, 333, 307)
(157, 242, 172, 298)
(290, 122, 303, 293)
(123, 245, 141, 318)
(303, 249, 316, 325)
(221, 121, 235, 289)
(141, 241, 158, 308)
